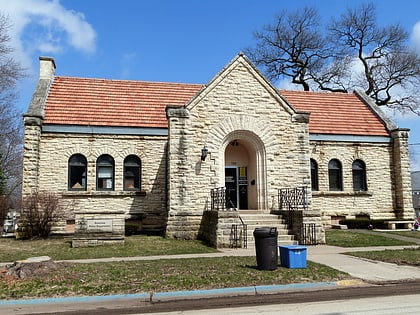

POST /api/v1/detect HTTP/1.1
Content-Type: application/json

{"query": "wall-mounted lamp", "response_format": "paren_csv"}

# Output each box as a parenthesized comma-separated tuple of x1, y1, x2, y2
(201, 146, 208, 161)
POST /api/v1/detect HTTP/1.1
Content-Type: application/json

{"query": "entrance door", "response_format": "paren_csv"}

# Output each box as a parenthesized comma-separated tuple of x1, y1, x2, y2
(225, 166, 248, 209)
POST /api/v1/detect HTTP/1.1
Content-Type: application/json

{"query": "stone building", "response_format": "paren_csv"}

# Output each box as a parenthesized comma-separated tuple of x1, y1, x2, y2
(22, 54, 415, 247)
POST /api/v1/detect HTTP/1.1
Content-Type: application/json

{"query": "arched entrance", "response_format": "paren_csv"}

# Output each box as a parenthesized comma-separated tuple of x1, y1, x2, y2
(224, 131, 265, 210)
(206, 115, 272, 211)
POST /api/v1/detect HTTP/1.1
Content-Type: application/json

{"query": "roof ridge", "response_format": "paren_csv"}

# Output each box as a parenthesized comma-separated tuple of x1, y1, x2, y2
(280, 89, 353, 96)
(54, 75, 203, 86)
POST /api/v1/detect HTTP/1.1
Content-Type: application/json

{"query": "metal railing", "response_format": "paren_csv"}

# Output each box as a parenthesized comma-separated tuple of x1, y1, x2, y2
(278, 186, 308, 211)
(230, 219, 248, 249)
(300, 223, 317, 245)
(211, 187, 226, 211)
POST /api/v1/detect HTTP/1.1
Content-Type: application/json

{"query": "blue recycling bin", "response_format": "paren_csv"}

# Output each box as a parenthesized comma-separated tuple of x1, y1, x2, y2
(279, 245, 307, 268)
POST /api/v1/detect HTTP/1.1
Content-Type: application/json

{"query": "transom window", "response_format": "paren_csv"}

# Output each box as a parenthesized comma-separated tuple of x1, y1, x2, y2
(352, 159, 367, 191)
(96, 154, 114, 190)
(68, 154, 87, 191)
(124, 155, 141, 191)
(328, 159, 343, 191)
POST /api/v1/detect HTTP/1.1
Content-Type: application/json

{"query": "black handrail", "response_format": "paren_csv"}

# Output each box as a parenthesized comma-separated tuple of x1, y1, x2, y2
(211, 187, 226, 211)
(230, 221, 248, 249)
(239, 216, 247, 248)
(278, 186, 308, 211)
(300, 223, 317, 245)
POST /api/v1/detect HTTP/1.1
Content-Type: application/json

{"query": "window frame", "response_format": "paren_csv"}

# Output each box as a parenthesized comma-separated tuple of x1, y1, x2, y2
(96, 154, 115, 191)
(123, 155, 141, 191)
(352, 159, 367, 191)
(310, 158, 319, 191)
(328, 159, 343, 191)
(68, 154, 87, 191)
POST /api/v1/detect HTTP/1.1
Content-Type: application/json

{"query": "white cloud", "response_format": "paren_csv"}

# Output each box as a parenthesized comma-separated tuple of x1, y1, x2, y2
(0, 0, 96, 70)
(411, 21, 420, 52)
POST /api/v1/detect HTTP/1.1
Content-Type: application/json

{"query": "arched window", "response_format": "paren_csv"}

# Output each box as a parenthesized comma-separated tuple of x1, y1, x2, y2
(352, 159, 367, 191)
(96, 154, 114, 190)
(310, 159, 319, 191)
(68, 154, 87, 191)
(328, 159, 343, 191)
(124, 155, 141, 191)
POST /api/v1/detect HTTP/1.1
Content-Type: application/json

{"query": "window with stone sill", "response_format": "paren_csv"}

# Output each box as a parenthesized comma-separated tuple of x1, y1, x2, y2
(352, 159, 367, 191)
(328, 159, 343, 191)
(96, 154, 114, 191)
(68, 154, 87, 191)
(124, 155, 141, 191)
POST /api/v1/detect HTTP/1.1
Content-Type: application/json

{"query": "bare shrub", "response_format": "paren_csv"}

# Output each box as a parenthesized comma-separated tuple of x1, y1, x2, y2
(19, 191, 66, 238)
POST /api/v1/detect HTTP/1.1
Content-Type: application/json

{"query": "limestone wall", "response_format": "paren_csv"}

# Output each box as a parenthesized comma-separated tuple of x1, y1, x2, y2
(34, 132, 168, 232)
(166, 56, 311, 239)
(310, 139, 414, 226)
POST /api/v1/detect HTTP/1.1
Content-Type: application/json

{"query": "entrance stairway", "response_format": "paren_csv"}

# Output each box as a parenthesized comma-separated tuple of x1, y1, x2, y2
(238, 210, 297, 248)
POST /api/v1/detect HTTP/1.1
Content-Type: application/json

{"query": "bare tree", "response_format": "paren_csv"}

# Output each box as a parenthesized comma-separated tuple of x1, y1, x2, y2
(246, 7, 331, 91)
(246, 3, 420, 114)
(0, 12, 25, 218)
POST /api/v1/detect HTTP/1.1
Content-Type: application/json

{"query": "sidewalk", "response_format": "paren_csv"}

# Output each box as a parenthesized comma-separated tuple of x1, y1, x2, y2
(307, 244, 420, 282)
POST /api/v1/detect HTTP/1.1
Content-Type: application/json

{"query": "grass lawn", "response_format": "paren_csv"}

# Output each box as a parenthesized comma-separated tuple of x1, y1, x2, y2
(0, 235, 218, 262)
(326, 229, 420, 267)
(385, 230, 420, 239)
(347, 248, 420, 267)
(325, 229, 417, 247)
(0, 230, 418, 300)
(0, 234, 352, 300)
(0, 256, 350, 300)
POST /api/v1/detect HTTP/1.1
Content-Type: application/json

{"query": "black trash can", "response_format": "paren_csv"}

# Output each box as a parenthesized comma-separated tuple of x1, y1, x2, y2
(253, 227, 278, 270)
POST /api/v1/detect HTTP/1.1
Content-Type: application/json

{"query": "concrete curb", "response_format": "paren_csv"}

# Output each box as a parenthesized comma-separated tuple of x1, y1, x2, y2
(0, 280, 357, 306)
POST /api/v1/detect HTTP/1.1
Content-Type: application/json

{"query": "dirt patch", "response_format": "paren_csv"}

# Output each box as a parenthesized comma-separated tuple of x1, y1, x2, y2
(0, 256, 68, 280)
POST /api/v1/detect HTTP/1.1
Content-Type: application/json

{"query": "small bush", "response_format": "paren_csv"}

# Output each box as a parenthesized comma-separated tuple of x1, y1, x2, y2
(125, 223, 140, 236)
(339, 219, 388, 229)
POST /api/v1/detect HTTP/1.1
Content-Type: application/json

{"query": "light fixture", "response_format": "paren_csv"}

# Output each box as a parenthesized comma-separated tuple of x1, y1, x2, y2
(201, 146, 208, 161)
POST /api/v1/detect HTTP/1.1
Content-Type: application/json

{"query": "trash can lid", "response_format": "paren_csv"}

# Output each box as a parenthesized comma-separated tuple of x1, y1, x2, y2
(253, 227, 278, 237)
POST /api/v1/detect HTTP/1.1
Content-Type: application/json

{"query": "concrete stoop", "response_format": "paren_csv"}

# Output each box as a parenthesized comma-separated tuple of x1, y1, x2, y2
(239, 211, 297, 248)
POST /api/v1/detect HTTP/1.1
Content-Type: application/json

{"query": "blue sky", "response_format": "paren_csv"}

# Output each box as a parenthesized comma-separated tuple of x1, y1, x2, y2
(1, 0, 420, 170)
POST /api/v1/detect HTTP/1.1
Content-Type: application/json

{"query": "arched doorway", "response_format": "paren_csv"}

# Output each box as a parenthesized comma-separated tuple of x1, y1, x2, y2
(206, 116, 271, 211)
(224, 133, 261, 210)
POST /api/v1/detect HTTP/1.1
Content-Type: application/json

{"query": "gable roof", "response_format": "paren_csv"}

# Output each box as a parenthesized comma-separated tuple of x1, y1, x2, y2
(280, 90, 390, 136)
(43, 76, 391, 137)
(44, 76, 203, 128)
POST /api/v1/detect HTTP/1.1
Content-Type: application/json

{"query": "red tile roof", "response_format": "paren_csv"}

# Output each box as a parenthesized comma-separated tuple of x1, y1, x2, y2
(44, 77, 203, 128)
(280, 90, 389, 136)
(44, 76, 390, 136)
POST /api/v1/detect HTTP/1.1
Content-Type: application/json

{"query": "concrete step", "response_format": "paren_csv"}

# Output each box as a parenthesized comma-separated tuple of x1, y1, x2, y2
(235, 211, 296, 248)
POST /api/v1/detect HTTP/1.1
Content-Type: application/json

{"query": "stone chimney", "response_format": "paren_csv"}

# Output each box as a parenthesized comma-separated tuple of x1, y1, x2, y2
(39, 56, 56, 80)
